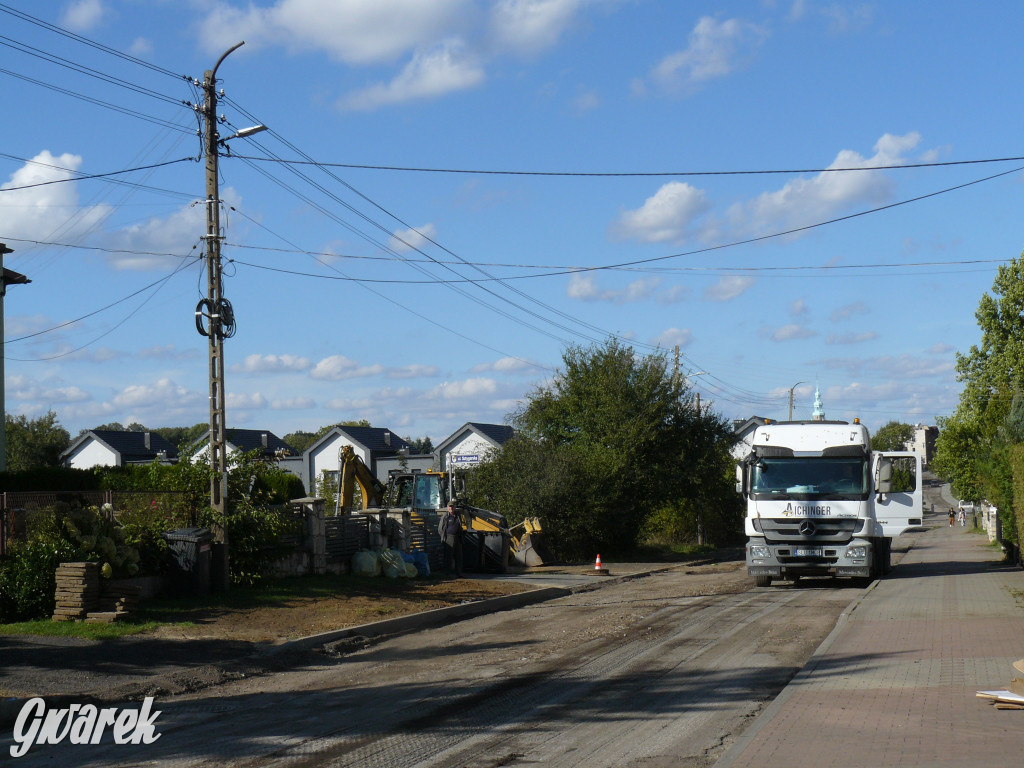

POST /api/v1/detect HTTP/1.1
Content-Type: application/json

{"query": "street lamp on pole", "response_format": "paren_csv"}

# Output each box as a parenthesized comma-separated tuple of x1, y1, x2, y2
(194, 42, 266, 589)
(788, 381, 806, 421)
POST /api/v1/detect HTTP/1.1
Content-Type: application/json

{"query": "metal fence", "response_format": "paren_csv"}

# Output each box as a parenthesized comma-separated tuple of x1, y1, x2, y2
(0, 491, 195, 558)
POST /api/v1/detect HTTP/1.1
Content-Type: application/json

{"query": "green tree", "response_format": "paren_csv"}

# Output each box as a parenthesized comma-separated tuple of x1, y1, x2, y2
(153, 423, 208, 451)
(935, 254, 1024, 554)
(283, 431, 317, 453)
(871, 421, 914, 452)
(405, 436, 434, 454)
(6, 411, 70, 471)
(467, 339, 738, 559)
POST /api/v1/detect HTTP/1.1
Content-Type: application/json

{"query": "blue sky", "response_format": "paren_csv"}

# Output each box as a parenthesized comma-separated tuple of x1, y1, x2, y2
(1, 0, 1021, 444)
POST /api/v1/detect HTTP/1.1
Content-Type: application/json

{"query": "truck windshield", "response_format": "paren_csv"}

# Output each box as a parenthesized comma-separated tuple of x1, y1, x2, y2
(751, 457, 868, 500)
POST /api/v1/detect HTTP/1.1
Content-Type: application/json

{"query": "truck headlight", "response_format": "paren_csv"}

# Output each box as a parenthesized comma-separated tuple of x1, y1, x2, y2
(749, 545, 771, 558)
(846, 545, 867, 559)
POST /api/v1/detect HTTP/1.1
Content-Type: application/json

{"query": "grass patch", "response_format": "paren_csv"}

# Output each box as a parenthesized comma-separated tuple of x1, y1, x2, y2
(0, 618, 167, 640)
(626, 542, 731, 563)
(133, 573, 451, 622)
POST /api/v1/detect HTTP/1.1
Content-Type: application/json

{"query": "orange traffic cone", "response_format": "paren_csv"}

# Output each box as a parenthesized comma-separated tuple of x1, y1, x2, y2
(595, 554, 602, 570)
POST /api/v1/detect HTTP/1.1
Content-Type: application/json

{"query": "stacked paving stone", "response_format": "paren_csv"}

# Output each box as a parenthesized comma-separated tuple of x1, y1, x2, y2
(86, 584, 142, 623)
(52, 562, 100, 621)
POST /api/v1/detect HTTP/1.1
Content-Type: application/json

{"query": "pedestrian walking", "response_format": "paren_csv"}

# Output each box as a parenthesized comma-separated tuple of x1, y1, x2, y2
(949, 508, 955, 527)
(438, 500, 464, 578)
(958, 508, 967, 527)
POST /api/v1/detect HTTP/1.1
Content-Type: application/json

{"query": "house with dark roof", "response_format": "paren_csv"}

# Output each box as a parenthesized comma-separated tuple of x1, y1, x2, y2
(436, 422, 515, 470)
(186, 429, 297, 462)
(303, 425, 413, 493)
(61, 430, 179, 469)
(732, 416, 769, 461)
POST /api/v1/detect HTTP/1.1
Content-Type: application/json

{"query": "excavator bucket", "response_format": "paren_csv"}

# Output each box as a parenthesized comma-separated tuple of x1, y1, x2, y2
(512, 518, 555, 566)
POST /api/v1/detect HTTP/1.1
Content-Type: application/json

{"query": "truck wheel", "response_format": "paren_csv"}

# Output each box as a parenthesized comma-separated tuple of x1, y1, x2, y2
(755, 574, 773, 588)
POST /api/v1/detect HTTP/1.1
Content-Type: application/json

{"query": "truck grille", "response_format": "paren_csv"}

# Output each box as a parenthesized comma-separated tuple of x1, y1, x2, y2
(757, 517, 857, 544)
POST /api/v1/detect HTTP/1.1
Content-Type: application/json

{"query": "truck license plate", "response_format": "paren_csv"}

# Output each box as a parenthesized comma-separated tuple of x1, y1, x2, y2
(793, 547, 822, 557)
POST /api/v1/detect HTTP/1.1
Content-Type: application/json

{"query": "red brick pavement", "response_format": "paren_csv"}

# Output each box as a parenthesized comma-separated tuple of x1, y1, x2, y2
(716, 522, 1024, 768)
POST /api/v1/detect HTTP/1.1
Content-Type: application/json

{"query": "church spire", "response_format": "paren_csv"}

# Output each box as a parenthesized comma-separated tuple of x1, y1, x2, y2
(812, 382, 825, 421)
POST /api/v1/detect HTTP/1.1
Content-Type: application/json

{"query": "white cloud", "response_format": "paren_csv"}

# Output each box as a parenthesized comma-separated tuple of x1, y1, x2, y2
(614, 181, 711, 243)
(232, 353, 313, 374)
(61, 0, 105, 31)
(271, 397, 316, 410)
(137, 345, 200, 361)
(388, 364, 440, 379)
(8, 375, 91, 404)
(490, 0, 590, 55)
(429, 378, 498, 399)
(470, 357, 538, 374)
(567, 274, 662, 304)
(113, 378, 203, 409)
(928, 343, 954, 354)
(826, 332, 879, 345)
(129, 38, 154, 57)
(816, 354, 955, 379)
(0, 152, 112, 242)
(6, 314, 58, 339)
(650, 16, 768, 94)
(310, 355, 385, 380)
(341, 39, 485, 110)
(650, 327, 693, 348)
(704, 275, 754, 301)
(227, 392, 269, 409)
(389, 223, 438, 253)
(198, 0, 471, 65)
(718, 133, 923, 239)
(572, 88, 601, 113)
(790, 299, 809, 317)
(764, 323, 817, 342)
(830, 301, 870, 323)
(103, 189, 240, 270)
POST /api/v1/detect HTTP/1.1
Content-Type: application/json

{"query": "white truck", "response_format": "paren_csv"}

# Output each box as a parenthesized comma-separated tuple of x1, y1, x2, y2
(736, 419, 922, 586)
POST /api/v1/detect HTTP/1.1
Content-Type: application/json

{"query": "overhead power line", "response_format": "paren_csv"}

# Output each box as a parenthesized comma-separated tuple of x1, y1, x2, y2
(0, 156, 194, 192)
(228, 153, 1024, 178)
(6, 254, 202, 343)
(0, 66, 193, 133)
(0, 3, 185, 81)
(0, 35, 184, 106)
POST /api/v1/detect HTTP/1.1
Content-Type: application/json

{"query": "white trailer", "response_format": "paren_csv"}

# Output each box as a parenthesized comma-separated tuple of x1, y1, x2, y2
(736, 419, 922, 587)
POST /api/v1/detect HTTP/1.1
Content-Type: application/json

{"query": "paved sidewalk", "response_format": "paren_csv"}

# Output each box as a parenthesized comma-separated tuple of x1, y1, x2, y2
(716, 523, 1024, 768)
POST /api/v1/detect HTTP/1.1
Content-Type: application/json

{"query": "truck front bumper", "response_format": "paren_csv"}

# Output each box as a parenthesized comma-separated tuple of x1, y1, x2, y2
(747, 537, 871, 578)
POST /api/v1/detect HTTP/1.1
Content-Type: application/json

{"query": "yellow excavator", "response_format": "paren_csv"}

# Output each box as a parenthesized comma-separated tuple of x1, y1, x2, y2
(335, 445, 551, 570)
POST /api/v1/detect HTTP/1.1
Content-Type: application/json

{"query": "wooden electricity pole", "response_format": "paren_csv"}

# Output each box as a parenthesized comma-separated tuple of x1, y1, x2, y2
(198, 43, 245, 590)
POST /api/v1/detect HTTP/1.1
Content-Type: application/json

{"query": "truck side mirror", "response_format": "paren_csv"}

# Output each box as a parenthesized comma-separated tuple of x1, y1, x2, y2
(735, 464, 744, 495)
(877, 459, 893, 494)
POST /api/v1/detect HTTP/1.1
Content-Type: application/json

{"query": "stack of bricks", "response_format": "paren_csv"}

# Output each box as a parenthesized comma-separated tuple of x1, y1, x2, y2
(52, 562, 100, 621)
(86, 584, 142, 623)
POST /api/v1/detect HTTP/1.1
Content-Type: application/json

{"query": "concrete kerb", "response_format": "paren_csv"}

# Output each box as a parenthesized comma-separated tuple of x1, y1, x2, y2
(269, 564, 679, 656)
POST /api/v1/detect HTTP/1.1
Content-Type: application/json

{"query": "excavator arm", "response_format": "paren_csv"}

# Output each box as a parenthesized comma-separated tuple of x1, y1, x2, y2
(337, 445, 386, 513)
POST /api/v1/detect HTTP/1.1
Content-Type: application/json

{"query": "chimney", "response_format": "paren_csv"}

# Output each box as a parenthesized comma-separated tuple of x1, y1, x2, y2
(383, 431, 391, 447)
(261, 432, 269, 448)
(144, 432, 151, 450)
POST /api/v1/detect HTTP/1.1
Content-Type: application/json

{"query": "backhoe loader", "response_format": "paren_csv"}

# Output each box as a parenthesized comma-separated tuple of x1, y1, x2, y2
(334, 446, 550, 571)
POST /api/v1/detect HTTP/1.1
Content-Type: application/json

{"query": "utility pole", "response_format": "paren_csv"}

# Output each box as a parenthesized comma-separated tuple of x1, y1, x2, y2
(788, 381, 806, 421)
(198, 43, 243, 590)
(0, 243, 29, 473)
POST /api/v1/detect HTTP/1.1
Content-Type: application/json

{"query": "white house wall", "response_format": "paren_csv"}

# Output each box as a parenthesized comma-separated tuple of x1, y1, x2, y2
(68, 440, 118, 469)
(376, 454, 435, 481)
(308, 435, 368, 490)
(441, 432, 498, 470)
